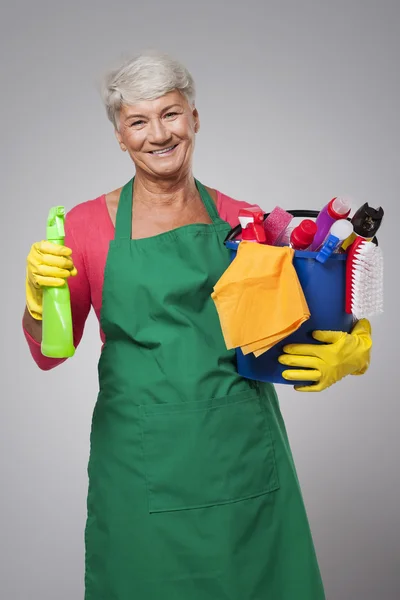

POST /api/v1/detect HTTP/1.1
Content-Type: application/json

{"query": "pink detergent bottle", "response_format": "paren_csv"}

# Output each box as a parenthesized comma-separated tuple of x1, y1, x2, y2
(310, 196, 352, 251)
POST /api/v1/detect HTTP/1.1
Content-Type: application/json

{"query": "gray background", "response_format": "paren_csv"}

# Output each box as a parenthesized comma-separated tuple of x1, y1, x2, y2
(1, 0, 399, 598)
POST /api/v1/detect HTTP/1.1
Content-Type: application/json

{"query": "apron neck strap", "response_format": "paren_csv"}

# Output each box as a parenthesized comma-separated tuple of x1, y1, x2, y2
(194, 179, 220, 221)
(115, 178, 134, 240)
(114, 176, 220, 240)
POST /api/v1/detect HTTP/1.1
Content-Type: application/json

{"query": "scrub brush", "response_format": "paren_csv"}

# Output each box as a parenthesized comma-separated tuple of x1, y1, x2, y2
(345, 237, 383, 319)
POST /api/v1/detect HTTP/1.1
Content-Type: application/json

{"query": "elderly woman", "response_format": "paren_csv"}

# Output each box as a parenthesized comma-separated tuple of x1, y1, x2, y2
(23, 52, 371, 599)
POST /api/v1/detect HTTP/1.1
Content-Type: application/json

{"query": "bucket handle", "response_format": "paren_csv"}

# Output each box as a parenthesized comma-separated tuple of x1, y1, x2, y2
(224, 209, 378, 245)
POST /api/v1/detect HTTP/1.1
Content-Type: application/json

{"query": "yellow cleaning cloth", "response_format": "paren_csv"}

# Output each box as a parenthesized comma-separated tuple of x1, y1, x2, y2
(211, 242, 310, 357)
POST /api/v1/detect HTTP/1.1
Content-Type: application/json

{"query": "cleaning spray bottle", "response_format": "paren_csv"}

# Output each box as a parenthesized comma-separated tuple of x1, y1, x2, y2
(41, 206, 75, 358)
(310, 196, 352, 251)
(238, 207, 267, 243)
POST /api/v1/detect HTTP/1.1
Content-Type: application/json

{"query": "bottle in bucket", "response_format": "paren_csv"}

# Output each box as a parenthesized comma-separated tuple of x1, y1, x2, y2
(310, 196, 351, 251)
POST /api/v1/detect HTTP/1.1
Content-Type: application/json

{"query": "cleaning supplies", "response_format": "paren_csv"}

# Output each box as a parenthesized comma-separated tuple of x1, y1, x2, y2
(211, 241, 310, 357)
(225, 239, 353, 385)
(41, 206, 75, 358)
(345, 237, 384, 318)
(344, 203, 384, 318)
(342, 202, 384, 250)
(263, 206, 293, 246)
(315, 219, 354, 263)
(238, 207, 266, 243)
(278, 318, 372, 391)
(289, 220, 317, 250)
(351, 202, 384, 238)
(310, 196, 352, 251)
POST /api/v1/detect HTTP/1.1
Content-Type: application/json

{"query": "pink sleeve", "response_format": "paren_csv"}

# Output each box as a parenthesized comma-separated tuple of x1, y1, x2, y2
(23, 208, 92, 370)
(216, 190, 262, 229)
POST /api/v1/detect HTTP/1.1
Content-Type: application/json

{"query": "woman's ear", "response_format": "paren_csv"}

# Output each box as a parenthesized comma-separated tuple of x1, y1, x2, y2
(114, 129, 127, 152)
(193, 107, 200, 133)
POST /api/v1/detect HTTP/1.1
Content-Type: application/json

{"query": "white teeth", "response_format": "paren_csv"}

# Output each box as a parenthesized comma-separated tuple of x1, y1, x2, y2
(151, 146, 175, 154)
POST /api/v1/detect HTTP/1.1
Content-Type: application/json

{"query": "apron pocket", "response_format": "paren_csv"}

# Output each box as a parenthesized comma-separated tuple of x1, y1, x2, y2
(141, 389, 279, 513)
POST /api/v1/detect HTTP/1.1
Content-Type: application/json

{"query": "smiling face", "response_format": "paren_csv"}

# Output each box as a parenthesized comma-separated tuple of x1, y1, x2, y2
(115, 90, 199, 180)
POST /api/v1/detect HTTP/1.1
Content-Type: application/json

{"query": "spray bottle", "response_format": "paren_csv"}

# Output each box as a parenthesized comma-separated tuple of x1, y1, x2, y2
(310, 196, 352, 251)
(238, 207, 267, 243)
(41, 206, 75, 358)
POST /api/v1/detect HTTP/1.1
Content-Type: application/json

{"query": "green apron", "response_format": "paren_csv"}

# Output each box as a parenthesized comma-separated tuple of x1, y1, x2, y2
(84, 177, 326, 599)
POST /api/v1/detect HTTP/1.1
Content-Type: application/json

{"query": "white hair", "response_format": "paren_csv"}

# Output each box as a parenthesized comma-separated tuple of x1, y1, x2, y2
(100, 51, 196, 130)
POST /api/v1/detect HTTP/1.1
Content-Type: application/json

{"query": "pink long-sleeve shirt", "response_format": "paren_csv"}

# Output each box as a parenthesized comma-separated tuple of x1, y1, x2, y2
(23, 189, 258, 370)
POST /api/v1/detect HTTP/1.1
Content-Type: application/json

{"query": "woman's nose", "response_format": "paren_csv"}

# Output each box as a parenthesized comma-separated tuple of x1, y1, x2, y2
(148, 118, 171, 144)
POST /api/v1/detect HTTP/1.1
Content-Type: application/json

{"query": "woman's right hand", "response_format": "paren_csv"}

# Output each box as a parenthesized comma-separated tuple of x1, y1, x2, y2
(26, 240, 78, 320)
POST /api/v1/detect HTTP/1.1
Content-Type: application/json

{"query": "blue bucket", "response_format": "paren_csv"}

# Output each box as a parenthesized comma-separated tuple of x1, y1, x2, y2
(225, 240, 354, 385)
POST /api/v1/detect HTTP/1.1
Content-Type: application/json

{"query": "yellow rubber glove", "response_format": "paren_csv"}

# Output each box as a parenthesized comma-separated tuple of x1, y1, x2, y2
(278, 319, 372, 392)
(26, 240, 77, 320)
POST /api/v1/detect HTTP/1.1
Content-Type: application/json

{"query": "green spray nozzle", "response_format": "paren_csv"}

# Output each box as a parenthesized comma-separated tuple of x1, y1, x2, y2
(46, 206, 66, 242)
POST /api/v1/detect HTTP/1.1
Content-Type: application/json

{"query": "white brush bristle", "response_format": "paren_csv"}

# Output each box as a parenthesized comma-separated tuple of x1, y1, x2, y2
(350, 241, 383, 319)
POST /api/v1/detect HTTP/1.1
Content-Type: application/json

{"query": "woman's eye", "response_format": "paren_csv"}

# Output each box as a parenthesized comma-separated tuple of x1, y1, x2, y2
(130, 120, 145, 127)
(164, 112, 178, 119)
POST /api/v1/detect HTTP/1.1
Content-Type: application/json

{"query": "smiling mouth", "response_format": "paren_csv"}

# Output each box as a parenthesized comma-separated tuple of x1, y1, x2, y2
(149, 144, 178, 156)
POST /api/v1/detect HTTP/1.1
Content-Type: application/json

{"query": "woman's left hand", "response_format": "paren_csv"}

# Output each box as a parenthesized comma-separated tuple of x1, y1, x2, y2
(278, 318, 372, 392)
